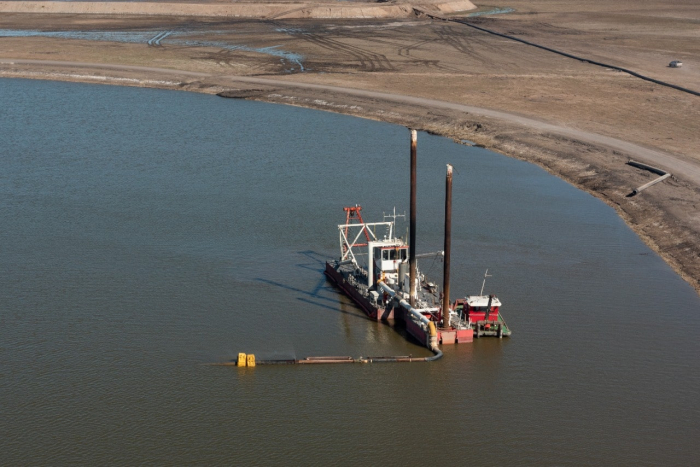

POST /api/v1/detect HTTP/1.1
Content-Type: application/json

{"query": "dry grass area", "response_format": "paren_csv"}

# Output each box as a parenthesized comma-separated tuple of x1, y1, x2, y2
(1, 0, 699, 291)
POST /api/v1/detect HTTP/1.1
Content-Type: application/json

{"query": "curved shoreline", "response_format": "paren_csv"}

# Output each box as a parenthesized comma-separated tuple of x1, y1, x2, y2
(1, 61, 698, 294)
(3, 60, 696, 181)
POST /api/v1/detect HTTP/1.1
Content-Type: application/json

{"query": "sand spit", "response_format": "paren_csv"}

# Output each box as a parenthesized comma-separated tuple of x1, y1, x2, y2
(0, 0, 476, 19)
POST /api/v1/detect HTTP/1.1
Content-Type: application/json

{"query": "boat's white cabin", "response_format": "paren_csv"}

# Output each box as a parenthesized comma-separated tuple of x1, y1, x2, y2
(367, 240, 407, 287)
(465, 295, 502, 309)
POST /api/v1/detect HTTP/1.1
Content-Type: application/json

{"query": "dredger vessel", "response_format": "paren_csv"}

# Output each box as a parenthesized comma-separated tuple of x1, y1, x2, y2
(325, 130, 511, 352)
(230, 129, 512, 368)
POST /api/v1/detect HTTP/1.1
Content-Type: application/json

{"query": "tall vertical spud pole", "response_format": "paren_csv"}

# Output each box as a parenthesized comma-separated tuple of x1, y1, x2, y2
(409, 129, 418, 307)
(442, 164, 453, 328)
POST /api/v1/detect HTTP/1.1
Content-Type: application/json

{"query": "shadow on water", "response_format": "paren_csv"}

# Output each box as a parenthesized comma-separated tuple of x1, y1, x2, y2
(293, 252, 330, 296)
(255, 276, 374, 322)
(297, 250, 328, 264)
(296, 296, 371, 321)
(255, 277, 337, 303)
(308, 274, 329, 298)
(294, 262, 325, 272)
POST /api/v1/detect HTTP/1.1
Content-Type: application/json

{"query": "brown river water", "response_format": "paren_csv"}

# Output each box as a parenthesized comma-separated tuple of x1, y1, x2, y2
(1, 78, 699, 465)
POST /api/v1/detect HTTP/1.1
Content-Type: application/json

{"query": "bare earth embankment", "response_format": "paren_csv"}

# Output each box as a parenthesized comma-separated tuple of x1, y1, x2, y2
(1, 0, 699, 292)
(0, 0, 476, 18)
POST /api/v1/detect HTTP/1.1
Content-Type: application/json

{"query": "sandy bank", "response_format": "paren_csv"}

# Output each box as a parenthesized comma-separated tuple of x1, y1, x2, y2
(0, 0, 476, 18)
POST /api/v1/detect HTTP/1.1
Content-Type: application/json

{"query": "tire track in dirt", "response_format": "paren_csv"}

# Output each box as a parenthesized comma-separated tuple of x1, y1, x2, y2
(294, 31, 395, 72)
(448, 17, 700, 98)
(331, 29, 453, 71)
(398, 38, 431, 57)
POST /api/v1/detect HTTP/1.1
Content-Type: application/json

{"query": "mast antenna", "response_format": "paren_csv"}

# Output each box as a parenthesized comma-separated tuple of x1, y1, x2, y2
(383, 207, 405, 240)
(383, 207, 406, 224)
(480, 269, 492, 296)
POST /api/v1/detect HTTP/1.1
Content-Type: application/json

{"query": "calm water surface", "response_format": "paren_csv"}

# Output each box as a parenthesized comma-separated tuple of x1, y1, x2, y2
(1, 78, 699, 465)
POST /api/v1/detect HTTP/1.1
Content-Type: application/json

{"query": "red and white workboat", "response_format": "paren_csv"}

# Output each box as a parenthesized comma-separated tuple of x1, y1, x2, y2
(325, 130, 510, 351)
(325, 205, 511, 349)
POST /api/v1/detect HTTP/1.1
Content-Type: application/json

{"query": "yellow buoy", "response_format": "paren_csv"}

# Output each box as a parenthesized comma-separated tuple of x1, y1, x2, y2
(246, 354, 256, 367)
(237, 353, 247, 367)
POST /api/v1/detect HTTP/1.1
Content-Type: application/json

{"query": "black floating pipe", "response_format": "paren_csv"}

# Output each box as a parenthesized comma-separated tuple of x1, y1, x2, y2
(451, 19, 700, 98)
(209, 347, 443, 367)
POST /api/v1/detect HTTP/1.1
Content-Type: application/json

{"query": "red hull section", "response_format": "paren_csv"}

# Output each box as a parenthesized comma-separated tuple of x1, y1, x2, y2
(456, 329, 474, 343)
(326, 262, 475, 345)
(439, 328, 473, 344)
(467, 311, 500, 322)
(391, 303, 429, 346)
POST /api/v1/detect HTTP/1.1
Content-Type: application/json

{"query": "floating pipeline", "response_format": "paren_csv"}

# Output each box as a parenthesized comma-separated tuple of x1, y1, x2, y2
(209, 349, 443, 368)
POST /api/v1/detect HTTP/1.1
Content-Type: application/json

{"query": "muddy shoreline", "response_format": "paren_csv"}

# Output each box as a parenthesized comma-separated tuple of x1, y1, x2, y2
(2, 64, 698, 294)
